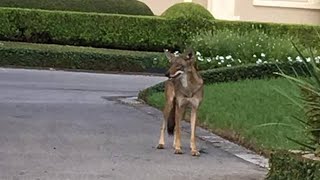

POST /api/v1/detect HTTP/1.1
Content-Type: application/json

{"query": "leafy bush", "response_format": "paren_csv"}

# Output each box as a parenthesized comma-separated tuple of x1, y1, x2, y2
(0, 41, 167, 73)
(161, 2, 214, 20)
(0, 8, 214, 52)
(200, 62, 310, 84)
(189, 29, 306, 70)
(275, 43, 320, 156)
(138, 61, 311, 98)
(267, 151, 320, 180)
(214, 19, 320, 49)
(0, 0, 154, 15)
(0, 7, 319, 52)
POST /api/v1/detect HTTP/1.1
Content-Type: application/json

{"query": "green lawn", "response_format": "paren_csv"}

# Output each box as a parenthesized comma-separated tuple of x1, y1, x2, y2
(146, 78, 308, 154)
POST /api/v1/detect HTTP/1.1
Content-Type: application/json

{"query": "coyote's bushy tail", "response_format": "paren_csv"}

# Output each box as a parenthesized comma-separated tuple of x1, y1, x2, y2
(167, 98, 176, 135)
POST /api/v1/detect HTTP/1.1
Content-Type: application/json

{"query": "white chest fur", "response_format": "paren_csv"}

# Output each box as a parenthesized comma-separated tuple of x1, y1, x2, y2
(177, 97, 200, 108)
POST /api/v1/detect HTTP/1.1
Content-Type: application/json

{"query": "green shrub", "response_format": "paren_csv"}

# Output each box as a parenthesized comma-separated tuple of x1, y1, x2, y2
(190, 29, 305, 70)
(275, 43, 320, 156)
(0, 0, 154, 15)
(138, 62, 311, 99)
(0, 8, 214, 52)
(0, 41, 167, 73)
(267, 151, 320, 180)
(0, 7, 319, 53)
(201, 62, 310, 84)
(214, 19, 320, 49)
(161, 2, 214, 20)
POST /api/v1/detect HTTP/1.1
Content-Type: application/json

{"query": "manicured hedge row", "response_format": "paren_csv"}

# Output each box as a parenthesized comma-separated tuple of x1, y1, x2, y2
(0, 41, 167, 73)
(161, 2, 214, 20)
(0, 0, 154, 16)
(266, 151, 320, 180)
(201, 62, 310, 84)
(138, 62, 311, 100)
(0, 7, 318, 53)
(214, 20, 320, 48)
(0, 8, 214, 52)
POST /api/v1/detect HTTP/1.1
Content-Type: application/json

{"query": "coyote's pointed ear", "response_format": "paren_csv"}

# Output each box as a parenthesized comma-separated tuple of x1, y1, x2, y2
(164, 49, 174, 62)
(183, 48, 195, 61)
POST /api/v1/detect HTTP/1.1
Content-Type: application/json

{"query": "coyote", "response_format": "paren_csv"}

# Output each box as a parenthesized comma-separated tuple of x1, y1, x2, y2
(157, 48, 204, 156)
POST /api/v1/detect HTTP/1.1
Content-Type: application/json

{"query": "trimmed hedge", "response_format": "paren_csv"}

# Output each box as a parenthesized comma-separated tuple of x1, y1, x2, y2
(201, 62, 310, 84)
(0, 0, 154, 16)
(0, 41, 167, 73)
(267, 151, 320, 180)
(214, 20, 320, 48)
(0, 8, 213, 52)
(0, 7, 318, 52)
(138, 62, 311, 99)
(161, 2, 214, 20)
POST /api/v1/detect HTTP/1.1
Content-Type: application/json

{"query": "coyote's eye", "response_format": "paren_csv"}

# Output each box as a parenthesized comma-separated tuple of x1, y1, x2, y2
(176, 65, 183, 70)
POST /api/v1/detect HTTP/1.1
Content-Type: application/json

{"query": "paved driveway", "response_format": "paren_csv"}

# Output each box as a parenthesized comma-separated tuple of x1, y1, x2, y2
(0, 68, 267, 180)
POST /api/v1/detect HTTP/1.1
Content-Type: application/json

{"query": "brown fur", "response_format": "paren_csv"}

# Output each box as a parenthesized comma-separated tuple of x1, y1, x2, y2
(156, 48, 204, 156)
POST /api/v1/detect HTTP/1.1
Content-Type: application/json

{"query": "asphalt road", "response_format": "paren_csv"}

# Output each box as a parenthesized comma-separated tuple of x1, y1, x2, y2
(0, 68, 267, 180)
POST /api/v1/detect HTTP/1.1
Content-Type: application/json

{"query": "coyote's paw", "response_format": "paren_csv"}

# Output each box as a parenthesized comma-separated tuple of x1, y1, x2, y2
(174, 149, 183, 154)
(191, 150, 200, 157)
(156, 144, 165, 149)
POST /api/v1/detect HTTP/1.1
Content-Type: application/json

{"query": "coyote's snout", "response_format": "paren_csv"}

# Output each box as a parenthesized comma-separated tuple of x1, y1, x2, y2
(157, 48, 204, 156)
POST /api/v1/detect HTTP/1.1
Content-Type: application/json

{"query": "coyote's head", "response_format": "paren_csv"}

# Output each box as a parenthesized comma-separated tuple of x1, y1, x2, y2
(164, 48, 196, 79)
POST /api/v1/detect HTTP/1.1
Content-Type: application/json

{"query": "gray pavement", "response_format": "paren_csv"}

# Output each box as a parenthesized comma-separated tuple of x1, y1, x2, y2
(0, 68, 267, 180)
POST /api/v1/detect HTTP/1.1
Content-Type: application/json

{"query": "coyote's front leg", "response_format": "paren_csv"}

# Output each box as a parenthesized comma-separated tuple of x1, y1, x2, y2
(174, 105, 184, 154)
(190, 107, 200, 156)
(157, 118, 166, 149)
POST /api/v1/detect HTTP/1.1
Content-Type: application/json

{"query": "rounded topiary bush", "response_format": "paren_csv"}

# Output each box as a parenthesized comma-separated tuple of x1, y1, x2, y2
(161, 2, 214, 20)
(0, 0, 154, 16)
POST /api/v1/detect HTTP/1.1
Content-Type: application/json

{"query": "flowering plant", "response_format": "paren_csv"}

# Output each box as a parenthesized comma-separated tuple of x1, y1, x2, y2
(188, 29, 318, 70)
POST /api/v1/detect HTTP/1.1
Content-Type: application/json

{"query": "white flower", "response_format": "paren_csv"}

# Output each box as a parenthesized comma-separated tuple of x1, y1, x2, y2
(256, 59, 262, 64)
(226, 55, 232, 60)
(197, 56, 204, 61)
(276, 59, 279, 62)
(261, 53, 266, 57)
(196, 51, 201, 56)
(227, 64, 232, 67)
(218, 62, 222, 65)
(287, 57, 292, 61)
(295, 56, 301, 62)
(206, 58, 212, 62)
(316, 59, 320, 64)
(263, 61, 268, 64)
(306, 57, 311, 62)
(253, 54, 257, 58)
(221, 60, 224, 63)
(256, 44, 259, 47)
(238, 59, 242, 63)
(219, 56, 224, 60)
(153, 58, 157, 60)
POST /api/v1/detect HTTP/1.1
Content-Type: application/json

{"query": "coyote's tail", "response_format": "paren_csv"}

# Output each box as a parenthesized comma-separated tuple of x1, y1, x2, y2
(167, 98, 176, 135)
